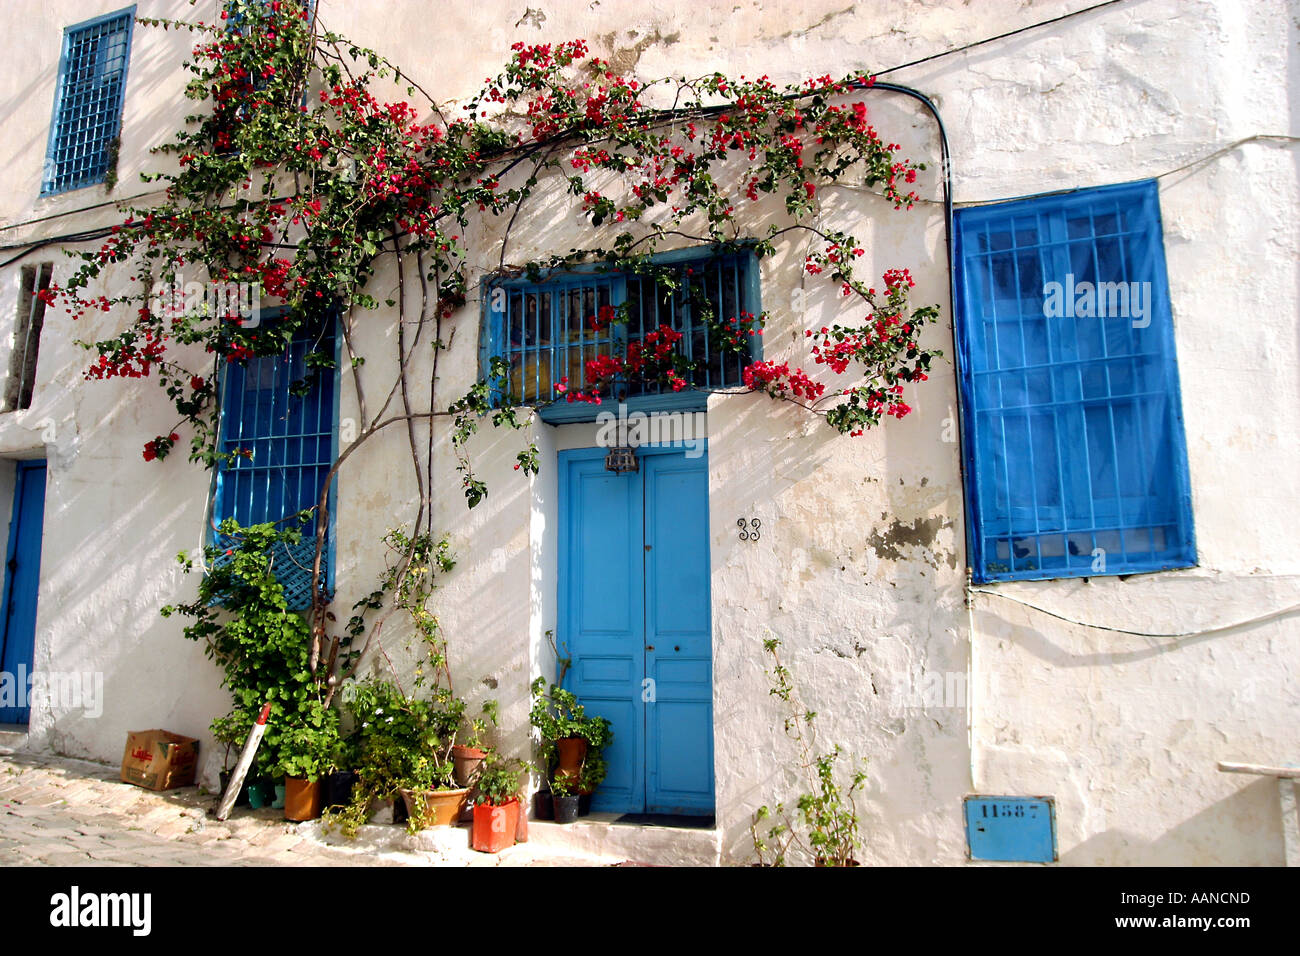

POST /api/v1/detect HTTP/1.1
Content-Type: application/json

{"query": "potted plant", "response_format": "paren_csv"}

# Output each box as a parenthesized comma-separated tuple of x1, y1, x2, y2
(246, 749, 279, 809)
(277, 704, 340, 822)
(212, 715, 251, 807)
(324, 679, 491, 836)
(451, 699, 498, 818)
(529, 677, 613, 805)
(321, 731, 358, 809)
(551, 774, 580, 824)
(533, 778, 554, 821)
(471, 755, 525, 853)
(452, 744, 487, 786)
(413, 685, 498, 827)
(164, 518, 327, 815)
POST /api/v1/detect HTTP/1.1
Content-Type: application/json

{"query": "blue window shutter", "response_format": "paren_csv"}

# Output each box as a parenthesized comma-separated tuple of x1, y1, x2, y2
(955, 180, 1195, 583)
(213, 314, 339, 609)
(482, 249, 761, 423)
(43, 8, 135, 195)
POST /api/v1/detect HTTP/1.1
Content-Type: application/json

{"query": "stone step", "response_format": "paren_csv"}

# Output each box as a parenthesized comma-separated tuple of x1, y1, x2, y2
(301, 809, 718, 865)
(524, 811, 720, 866)
(0, 725, 29, 751)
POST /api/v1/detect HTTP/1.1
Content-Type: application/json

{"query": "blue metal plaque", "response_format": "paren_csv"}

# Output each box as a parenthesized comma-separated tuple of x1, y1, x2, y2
(964, 795, 1057, 863)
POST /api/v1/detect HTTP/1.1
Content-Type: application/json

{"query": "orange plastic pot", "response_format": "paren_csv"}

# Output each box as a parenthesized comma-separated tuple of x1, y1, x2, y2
(472, 799, 520, 853)
(283, 777, 323, 822)
(400, 787, 470, 828)
(554, 737, 587, 790)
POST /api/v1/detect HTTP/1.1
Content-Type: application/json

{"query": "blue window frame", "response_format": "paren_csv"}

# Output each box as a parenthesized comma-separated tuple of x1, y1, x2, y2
(42, 8, 135, 196)
(213, 314, 339, 609)
(955, 180, 1195, 583)
(482, 248, 761, 423)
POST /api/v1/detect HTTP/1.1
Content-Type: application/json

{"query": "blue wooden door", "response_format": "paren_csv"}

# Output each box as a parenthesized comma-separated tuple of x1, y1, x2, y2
(642, 451, 714, 813)
(558, 451, 646, 812)
(558, 446, 714, 816)
(0, 461, 47, 725)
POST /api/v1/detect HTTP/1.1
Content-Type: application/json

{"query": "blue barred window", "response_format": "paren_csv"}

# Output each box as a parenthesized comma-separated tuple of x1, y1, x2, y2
(43, 8, 134, 195)
(955, 180, 1195, 583)
(483, 250, 760, 423)
(214, 316, 338, 609)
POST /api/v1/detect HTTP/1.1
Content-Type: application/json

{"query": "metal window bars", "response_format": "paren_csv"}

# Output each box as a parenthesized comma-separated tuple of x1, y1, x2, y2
(213, 317, 337, 609)
(957, 181, 1195, 582)
(490, 253, 754, 407)
(43, 10, 134, 195)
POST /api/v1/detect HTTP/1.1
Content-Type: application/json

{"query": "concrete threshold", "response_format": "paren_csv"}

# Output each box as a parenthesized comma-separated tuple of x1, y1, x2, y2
(526, 812, 721, 866)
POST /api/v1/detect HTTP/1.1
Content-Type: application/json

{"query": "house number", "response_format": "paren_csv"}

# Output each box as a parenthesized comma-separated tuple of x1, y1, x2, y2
(737, 518, 761, 541)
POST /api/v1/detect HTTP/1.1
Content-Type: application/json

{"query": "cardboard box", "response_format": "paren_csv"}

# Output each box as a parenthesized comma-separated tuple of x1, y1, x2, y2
(120, 729, 199, 791)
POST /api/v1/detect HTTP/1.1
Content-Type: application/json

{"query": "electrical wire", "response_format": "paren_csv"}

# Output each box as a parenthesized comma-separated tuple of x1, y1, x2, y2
(0, 0, 1285, 268)
(969, 586, 1300, 639)
(0, 0, 1137, 255)
(0, 189, 166, 234)
(948, 134, 1300, 208)
(875, 0, 1128, 77)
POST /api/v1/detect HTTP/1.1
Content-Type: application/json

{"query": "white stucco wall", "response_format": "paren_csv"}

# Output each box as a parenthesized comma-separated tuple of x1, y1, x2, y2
(0, 0, 1295, 865)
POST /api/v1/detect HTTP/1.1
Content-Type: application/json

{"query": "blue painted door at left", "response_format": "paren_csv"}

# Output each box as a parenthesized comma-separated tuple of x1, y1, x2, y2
(559, 447, 714, 815)
(0, 461, 47, 725)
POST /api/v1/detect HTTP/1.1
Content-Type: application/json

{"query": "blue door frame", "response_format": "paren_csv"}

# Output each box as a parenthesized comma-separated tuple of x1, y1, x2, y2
(0, 460, 47, 725)
(557, 445, 714, 815)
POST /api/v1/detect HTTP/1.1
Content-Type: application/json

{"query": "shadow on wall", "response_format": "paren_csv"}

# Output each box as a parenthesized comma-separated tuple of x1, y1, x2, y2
(1065, 776, 1285, 866)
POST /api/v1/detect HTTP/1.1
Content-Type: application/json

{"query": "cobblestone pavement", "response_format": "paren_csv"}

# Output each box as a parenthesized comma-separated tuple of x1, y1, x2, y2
(0, 751, 613, 867)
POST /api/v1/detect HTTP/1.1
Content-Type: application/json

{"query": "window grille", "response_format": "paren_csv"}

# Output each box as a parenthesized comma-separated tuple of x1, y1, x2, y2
(42, 9, 134, 195)
(954, 180, 1195, 582)
(213, 316, 338, 608)
(484, 251, 758, 420)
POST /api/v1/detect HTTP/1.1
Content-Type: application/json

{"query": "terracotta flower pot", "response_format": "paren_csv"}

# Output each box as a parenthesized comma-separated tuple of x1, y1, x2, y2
(472, 799, 520, 853)
(515, 797, 529, 843)
(451, 745, 487, 788)
(283, 777, 323, 822)
(554, 737, 587, 790)
(400, 787, 471, 828)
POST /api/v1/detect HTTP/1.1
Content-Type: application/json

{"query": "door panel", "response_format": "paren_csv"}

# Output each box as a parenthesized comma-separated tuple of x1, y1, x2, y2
(0, 461, 47, 725)
(643, 452, 713, 813)
(558, 447, 714, 816)
(559, 453, 645, 813)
